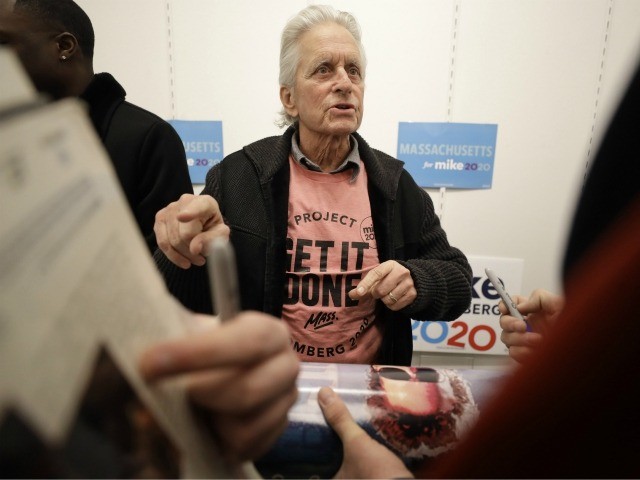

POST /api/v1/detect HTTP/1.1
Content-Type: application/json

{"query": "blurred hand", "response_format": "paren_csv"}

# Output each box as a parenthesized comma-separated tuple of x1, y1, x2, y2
(348, 260, 417, 311)
(500, 288, 564, 363)
(154, 193, 230, 269)
(317, 387, 413, 479)
(139, 312, 300, 462)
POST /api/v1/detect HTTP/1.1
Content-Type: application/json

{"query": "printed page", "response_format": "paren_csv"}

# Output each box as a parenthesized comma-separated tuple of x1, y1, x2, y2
(0, 47, 38, 111)
(0, 99, 231, 478)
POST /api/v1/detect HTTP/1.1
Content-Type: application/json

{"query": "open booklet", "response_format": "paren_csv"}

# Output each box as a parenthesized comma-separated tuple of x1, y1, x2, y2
(0, 49, 235, 478)
(256, 362, 507, 478)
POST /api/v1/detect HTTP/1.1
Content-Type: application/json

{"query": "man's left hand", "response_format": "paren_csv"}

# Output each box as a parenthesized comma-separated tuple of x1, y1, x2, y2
(348, 260, 417, 311)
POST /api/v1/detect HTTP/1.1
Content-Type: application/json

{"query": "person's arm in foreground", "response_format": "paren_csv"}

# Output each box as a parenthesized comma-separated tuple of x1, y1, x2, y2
(318, 386, 412, 479)
(499, 288, 564, 363)
(139, 312, 300, 462)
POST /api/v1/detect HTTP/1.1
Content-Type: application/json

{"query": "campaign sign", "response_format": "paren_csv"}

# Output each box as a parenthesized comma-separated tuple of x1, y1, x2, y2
(397, 122, 497, 189)
(412, 256, 523, 356)
(168, 120, 223, 184)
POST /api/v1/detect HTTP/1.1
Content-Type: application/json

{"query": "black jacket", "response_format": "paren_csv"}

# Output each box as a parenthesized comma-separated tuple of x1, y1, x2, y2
(155, 126, 472, 365)
(81, 73, 193, 253)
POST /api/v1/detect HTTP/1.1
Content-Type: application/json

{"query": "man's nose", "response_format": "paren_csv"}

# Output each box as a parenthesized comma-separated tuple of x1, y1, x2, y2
(333, 68, 352, 93)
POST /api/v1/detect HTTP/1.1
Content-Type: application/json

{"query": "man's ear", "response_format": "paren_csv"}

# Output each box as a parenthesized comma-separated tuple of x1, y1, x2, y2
(279, 85, 298, 118)
(55, 32, 79, 60)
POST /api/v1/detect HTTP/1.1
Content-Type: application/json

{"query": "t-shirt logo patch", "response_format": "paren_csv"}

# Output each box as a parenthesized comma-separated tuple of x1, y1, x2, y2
(360, 216, 377, 249)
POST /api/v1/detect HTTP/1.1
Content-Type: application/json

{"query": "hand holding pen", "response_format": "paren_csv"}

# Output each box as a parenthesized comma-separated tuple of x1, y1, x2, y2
(487, 275, 565, 364)
(139, 238, 299, 474)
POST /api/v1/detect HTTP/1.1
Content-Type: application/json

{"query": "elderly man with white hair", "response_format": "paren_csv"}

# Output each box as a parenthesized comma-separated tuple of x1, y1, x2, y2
(153, 4, 472, 367)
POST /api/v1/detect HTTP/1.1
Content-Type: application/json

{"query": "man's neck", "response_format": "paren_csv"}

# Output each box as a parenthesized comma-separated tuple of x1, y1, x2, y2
(59, 65, 94, 98)
(297, 130, 352, 172)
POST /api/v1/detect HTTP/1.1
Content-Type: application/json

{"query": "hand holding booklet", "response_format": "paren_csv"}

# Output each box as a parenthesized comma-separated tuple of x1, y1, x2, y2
(0, 49, 237, 478)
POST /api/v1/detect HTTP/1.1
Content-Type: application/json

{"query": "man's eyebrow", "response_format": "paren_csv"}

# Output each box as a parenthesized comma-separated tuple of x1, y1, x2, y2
(303, 57, 331, 76)
(309, 54, 333, 67)
(303, 52, 363, 77)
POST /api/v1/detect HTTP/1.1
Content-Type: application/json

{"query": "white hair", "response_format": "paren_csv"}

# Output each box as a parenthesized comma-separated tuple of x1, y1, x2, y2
(276, 4, 367, 127)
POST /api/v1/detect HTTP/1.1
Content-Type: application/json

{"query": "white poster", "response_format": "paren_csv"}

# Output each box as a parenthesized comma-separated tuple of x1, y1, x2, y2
(412, 256, 524, 356)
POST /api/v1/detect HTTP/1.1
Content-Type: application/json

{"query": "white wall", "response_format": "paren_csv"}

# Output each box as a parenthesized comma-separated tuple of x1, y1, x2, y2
(77, 0, 640, 367)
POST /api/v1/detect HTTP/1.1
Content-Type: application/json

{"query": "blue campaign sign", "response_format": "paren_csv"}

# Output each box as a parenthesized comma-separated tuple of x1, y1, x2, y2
(168, 120, 223, 184)
(397, 122, 498, 189)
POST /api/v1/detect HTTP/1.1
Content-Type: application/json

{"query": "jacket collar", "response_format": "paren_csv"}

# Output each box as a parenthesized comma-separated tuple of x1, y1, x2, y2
(353, 131, 405, 201)
(79, 73, 126, 140)
(242, 125, 405, 199)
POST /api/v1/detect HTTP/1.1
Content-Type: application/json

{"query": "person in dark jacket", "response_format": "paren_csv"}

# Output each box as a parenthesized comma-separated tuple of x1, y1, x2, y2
(153, 5, 472, 366)
(0, 0, 193, 253)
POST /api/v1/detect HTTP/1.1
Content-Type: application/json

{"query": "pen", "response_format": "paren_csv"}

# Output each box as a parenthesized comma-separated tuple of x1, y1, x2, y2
(207, 238, 241, 322)
(207, 239, 262, 478)
(485, 268, 526, 323)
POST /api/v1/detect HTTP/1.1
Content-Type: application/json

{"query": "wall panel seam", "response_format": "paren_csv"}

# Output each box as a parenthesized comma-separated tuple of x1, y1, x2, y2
(584, 0, 614, 184)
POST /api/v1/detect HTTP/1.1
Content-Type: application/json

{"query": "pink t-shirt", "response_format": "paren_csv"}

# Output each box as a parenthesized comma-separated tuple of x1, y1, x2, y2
(283, 155, 382, 363)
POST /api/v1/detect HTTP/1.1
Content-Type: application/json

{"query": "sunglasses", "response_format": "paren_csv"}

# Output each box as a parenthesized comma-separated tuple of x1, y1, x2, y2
(376, 366, 440, 383)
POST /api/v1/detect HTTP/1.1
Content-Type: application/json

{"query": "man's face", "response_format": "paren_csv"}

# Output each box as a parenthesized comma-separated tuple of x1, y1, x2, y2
(284, 22, 365, 139)
(0, 1, 64, 96)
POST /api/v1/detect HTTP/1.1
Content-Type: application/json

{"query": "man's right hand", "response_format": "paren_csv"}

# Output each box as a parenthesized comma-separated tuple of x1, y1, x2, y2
(154, 194, 230, 269)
